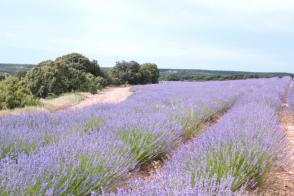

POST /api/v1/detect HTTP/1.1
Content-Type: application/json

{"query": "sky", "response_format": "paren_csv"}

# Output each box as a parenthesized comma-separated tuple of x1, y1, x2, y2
(0, 0, 293, 73)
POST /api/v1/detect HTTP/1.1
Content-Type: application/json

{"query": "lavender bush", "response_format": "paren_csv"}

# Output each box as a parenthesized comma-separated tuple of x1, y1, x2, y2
(289, 80, 294, 112)
(111, 77, 290, 195)
(0, 133, 136, 195)
(0, 78, 290, 195)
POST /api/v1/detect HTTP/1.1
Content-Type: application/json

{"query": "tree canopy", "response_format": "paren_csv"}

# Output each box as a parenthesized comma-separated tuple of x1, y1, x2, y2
(139, 63, 160, 84)
(55, 53, 102, 76)
(0, 53, 160, 110)
(108, 61, 160, 85)
(0, 77, 38, 110)
(0, 72, 10, 81)
(24, 53, 106, 98)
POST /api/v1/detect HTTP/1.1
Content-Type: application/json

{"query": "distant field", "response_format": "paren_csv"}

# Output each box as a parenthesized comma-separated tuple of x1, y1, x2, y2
(0, 63, 293, 80)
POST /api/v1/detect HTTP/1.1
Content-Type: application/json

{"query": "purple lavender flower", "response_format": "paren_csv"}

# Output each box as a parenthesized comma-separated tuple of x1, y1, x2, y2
(109, 77, 290, 195)
(0, 77, 290, 195)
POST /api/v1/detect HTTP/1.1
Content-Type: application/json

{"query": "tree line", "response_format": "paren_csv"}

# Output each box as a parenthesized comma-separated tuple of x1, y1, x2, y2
(159, 69, 293, 81)
(0, 53, 159, 110)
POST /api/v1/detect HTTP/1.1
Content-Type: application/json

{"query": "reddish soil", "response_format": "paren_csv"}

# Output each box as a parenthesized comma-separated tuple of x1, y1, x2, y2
(70, 86, 133, 109)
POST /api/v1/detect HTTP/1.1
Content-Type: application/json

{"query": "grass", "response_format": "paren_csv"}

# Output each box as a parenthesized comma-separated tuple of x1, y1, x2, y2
(179, 109, 203, 140)
(187, 142, 272, 192)
(0, 106, 45, 116)
(118, 129, 167, 164)
(0, 140, 37, 160)
(40, 93, 85, 112)
(0, 93, 86, 116)
(83, 118, 105, 133)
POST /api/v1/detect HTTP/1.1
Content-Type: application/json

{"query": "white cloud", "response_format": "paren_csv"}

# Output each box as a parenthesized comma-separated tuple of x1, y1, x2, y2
(0, 0, 293, 72)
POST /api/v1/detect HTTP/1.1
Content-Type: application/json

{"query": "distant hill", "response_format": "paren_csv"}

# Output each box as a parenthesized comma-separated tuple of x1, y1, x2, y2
(1, 63, 293, 81)
(0, 63, 35, 75)
(159, 68, 293, 81)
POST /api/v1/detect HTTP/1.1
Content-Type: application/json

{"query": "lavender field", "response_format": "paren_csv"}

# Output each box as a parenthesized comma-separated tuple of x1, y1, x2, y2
(0, 77, 292, 195)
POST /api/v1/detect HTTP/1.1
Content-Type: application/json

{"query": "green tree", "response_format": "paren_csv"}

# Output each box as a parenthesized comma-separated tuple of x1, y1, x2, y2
(0, 72, 10, 81)
(0, 77, 39, 110)
(109, 61, 142, 84)
(16, 71, 27, 79)
(139, 63, 160, 84)
(166, 73, 180, 81)
(55, 53, 102, 76)
(24, 54, 106, 98)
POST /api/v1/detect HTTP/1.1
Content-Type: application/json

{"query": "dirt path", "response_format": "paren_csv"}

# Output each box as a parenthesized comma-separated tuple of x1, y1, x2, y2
(258, 81, 294, 195)
(70, 86, 133, 109)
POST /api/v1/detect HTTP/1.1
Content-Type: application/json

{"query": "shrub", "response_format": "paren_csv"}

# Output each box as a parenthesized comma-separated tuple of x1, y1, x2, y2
(16, 71, 27, 79)
(108, 61, 160, 85)
(0, 72, 10, 81)
(23, 54, 107, 98)
(55, 53, 102, 76)
(166, 73, 181, 81)
(84, 74, 107, 94)
(109, 61, 142, 85)
(139, 63, 160, 84)
(0, 77, 39, 110)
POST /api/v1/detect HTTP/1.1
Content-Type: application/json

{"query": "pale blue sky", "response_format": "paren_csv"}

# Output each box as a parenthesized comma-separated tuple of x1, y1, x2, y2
(0, 0, 293, 72)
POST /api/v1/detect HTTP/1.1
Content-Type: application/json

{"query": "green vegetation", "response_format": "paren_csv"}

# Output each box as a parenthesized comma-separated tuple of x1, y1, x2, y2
(0, 72, 11, 81)
(55, 53, 103, 76)
(22, 152, 125, 195)
(0, 93, 87, 117)
(107, 61, 160, 85)
(2, 62, 292, 83)
(23, 53, 107, 98)
(108, 61, 142, 85)
(83, 118, 105, 133)
(159, 69, 293, 81)
(118, 129, 166, 164)
(40, 93, 86, 112)
(139, 63, 160, 84)
(0, 77, 39, 110)
(188, 143, 271, 192)
(0, 64, 35, 75)
(3, 53, 291, 111)
(0, 53, 160, 111)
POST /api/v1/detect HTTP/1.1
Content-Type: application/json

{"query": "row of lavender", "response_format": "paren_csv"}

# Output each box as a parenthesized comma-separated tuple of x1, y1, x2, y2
(112, 77, 290, 195)
(0, 78, 287, 195)
(289, 80, 294, 112)
(1, 79, 264, 161)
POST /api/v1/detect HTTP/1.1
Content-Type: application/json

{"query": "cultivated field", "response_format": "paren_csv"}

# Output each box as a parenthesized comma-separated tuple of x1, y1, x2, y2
(0, 78, 293, 195)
